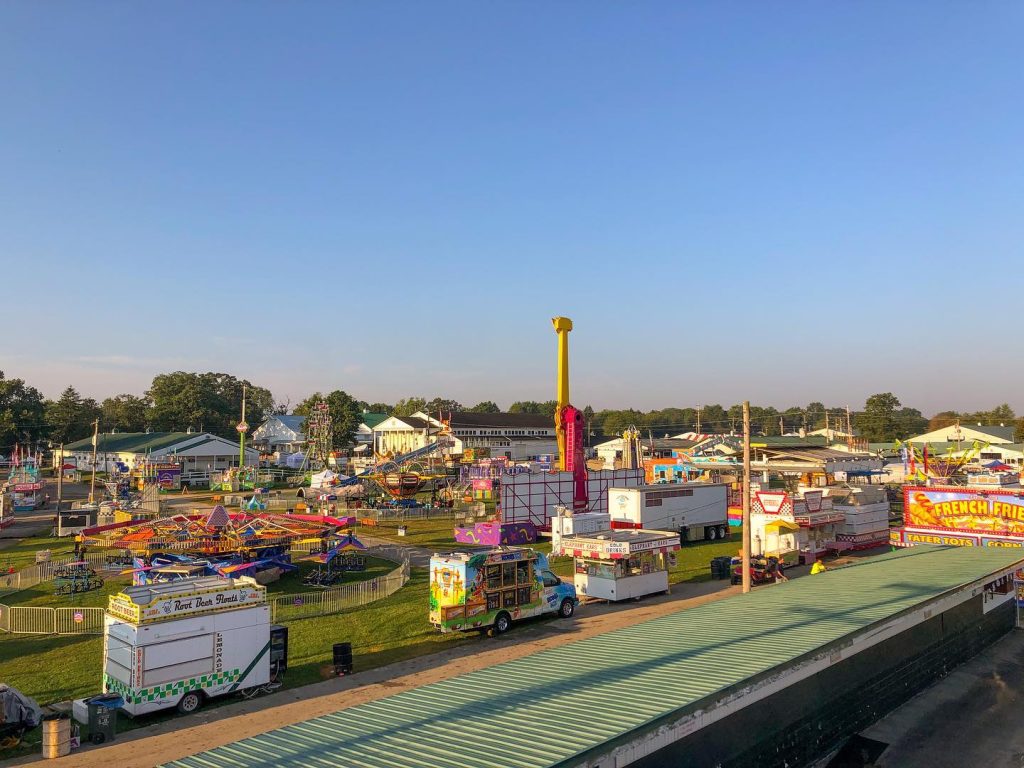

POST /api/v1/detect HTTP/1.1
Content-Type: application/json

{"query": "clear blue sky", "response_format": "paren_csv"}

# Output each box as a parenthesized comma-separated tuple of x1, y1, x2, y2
(2, 2, 1021, 414)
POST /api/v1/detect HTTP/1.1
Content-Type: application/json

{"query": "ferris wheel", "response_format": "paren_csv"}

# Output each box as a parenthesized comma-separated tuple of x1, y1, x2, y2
(304, 400, 333, 470)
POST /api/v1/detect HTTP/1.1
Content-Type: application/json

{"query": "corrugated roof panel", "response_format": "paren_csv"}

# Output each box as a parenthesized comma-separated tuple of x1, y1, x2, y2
(165, 547, 1023, 768)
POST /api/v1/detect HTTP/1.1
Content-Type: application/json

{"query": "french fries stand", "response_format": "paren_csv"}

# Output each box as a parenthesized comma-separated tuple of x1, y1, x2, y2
(555, 529, 680, 601)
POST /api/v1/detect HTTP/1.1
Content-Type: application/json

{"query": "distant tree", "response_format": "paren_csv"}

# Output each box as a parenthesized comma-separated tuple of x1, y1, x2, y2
(0, 371, 46, 450)
(100, 394, 151, 433)
(423, 398, 463, 415)
(147, 372, 273, 438)
(293, 390, 361, 448)
(392, 397, 427, 417)
(467, 401, 501, 413)
(45, 387, 101, 443)
(927, 411, 960, 432)
(805, 402, 826, 430)
(856, 392, 904, 442)
(509, 401, 558, 418)
(356, 401, 393, 415)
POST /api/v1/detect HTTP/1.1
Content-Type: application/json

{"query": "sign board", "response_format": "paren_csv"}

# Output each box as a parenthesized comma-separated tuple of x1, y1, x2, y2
(755, 491, 788, 515)
(73, 611, 84, 624)
(559, 533, 681, 559)
(12, 482, 42, 492)
(904, 486, 1024, 538)
(108, 582, 266, 625)
(803, 491, 823, 513)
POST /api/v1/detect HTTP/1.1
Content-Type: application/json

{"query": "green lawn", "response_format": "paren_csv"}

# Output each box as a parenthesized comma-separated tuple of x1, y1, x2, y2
(0, 568, 464, 707)
(0, 534, 77, 573)
(364, 518, 463, 550)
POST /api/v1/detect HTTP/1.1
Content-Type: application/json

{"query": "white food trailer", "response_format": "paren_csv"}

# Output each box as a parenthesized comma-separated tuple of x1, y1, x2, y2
(608, 483, 729, 541)
(556, 528, 680, 601)
(102, 576, 286, 716)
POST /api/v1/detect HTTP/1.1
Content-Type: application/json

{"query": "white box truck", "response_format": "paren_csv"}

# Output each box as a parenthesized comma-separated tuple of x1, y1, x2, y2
(608, 483, 730, 542)
(102, 576, 287, 716)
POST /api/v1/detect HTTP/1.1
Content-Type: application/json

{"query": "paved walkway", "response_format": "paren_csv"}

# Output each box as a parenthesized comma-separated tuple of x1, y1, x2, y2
(10, 579, 740, 768)
(861, 630, 1024, 768)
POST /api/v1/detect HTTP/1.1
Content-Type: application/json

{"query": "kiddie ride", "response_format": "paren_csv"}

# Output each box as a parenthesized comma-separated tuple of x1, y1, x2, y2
(53, 562, 105, 595)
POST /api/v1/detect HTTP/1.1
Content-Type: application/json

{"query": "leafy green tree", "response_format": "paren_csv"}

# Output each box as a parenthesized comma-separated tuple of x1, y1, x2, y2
(100, 394, 151, 433)
(0, 371, 46, 450)
(509, 401, 558, 417)
(855, 392, 903, 442)
(294, 390, 361, 448)
(147, 372, 273, 438)
(423, 398, 463, 415)
(467, 401, 501, 413)
(45, 386, 101, 443)
(392, 397, 427, 417)
(805, 402, 826, 429)
(356, 401, 393, 414)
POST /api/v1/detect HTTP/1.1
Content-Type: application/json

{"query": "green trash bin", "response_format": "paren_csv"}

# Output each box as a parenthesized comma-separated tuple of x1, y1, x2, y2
(86, 694, 122, 744)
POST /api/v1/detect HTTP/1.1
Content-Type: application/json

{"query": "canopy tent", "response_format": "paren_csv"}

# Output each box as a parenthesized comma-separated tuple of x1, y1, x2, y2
(284, 452, 306, 469)
(306, 533, 367, 563)
(983, 460, 1013, 471)
(764, 519, 801, 533)
(310, 470, 350, 489)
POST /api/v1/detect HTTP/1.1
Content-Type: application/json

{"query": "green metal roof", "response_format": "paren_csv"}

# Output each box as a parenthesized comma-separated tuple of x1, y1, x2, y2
(64, 431, 196, 453)
(164, 547, 1023, 768)
(360, 412, 390, 429)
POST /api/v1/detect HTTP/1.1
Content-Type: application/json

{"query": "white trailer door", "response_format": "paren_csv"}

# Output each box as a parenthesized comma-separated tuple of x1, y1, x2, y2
(141, 634, 214, 687)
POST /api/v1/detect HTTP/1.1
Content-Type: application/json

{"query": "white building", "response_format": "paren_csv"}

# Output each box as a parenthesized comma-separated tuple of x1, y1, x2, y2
(372, 411, 558, 461)
(907, 423, 1015, 446)
(251, 415, 306, 453)
(59, 431, 259, 480)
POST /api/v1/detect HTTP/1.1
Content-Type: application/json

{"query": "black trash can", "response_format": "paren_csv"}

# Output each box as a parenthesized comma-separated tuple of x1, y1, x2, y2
(333, 642, 353, 676)
(86, 693, 122, 744)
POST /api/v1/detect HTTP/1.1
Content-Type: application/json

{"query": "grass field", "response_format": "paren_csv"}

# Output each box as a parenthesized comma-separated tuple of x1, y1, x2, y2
(0, 533, 77, 573)
(0, 568, 466, 705)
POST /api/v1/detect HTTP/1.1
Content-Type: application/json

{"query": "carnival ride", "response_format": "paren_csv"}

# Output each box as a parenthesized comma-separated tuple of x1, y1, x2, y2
(6, 448, 43, 512)
(82, 507, 352, 558)
(53, 561, 104, 595)
(897, 439, 988, 483)
(319, 435, 456, 499)
(552, 316, 588, 511)
(302, 533, 368, 586)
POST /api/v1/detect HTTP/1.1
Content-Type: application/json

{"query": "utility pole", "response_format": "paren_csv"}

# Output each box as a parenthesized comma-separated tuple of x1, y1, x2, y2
(56, 443, 64, 517)
(779, 415, 784, 435)
(846, 405, 853, 449)
(825, 410, 830, 439)
(88, 419, 99, 504)
(742, 401, 752, 594)
(695, 406, 701, 435)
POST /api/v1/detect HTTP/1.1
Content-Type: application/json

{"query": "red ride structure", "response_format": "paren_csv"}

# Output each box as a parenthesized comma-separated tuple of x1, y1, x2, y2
(552, 317, 588, 511)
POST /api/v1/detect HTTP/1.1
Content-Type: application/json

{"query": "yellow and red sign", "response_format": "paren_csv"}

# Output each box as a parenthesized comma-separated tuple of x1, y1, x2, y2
(904, 486, 1024, 537)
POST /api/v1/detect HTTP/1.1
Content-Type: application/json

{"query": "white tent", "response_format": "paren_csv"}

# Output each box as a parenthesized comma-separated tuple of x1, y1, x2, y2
(284, 452, 306, 469)
(310, 469, 351, 489)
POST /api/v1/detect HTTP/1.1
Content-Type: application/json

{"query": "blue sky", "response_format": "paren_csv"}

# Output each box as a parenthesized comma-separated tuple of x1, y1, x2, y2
(1, 3, 1021, 414)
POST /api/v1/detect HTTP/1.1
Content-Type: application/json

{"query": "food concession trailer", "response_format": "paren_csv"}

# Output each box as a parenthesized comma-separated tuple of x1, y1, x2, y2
(556, 528, 681, 601)
(102, 576, 287, 716)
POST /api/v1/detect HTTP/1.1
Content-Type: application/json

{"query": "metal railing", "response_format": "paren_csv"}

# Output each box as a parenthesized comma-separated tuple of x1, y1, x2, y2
(0, 605, 106, 635)
(0, 552, 113, 596)
(269, 548, 410, 622)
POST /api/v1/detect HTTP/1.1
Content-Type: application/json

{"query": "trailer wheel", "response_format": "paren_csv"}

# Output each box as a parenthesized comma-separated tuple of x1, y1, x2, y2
(177, 691, 203, 714)
(493, 611, 512, 635)
(707, 526, 717, 541)
(558, 599, 575, 618)
(717, 525, 728, 539)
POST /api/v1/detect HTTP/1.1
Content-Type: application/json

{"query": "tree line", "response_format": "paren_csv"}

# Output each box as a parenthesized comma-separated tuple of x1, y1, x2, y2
(1, 368, 1020, 453)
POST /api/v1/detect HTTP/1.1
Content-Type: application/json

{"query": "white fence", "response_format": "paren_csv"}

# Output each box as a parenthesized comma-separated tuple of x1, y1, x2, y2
(0, 605, 106, 635)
